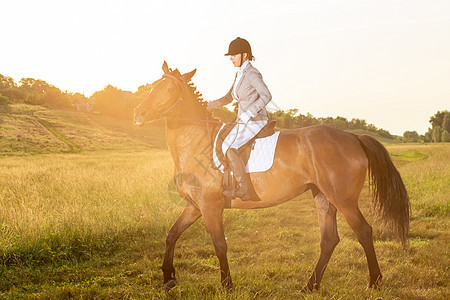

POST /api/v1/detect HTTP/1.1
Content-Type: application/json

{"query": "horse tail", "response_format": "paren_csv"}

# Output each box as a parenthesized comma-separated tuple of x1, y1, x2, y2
(357, 135, 410, 244)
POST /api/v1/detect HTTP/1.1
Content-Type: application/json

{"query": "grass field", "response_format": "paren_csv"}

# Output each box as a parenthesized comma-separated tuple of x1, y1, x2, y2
(0, 105, 449, 299)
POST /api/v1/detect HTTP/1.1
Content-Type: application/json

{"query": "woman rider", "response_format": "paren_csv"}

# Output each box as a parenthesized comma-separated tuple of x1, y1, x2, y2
(207, 37, 272, 201)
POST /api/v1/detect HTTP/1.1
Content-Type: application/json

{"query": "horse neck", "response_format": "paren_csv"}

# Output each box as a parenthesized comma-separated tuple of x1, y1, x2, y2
(169, 84, 207, 124)
(164, 91, 219, 170)
(165, 121, 220, 172)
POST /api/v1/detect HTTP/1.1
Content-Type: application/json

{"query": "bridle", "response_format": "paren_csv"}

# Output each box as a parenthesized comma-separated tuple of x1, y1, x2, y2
(157, 72, 219, 170)
(159, 73, 186, 117)
(150, 72, 226, 125)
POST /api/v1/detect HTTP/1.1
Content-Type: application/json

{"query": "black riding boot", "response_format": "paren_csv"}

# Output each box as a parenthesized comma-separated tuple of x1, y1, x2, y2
(223, 148, 253, 201)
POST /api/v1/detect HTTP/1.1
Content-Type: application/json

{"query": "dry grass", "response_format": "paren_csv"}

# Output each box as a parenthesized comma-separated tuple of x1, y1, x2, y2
(0, 104, 448, 299)
(0, 151, 178, 266)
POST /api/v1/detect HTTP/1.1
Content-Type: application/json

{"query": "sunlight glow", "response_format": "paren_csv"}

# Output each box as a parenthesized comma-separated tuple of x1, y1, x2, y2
(1, 0, 449, 134)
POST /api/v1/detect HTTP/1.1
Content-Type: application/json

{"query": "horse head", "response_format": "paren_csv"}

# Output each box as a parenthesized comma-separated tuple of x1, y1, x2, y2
(134, 61, 196, 125)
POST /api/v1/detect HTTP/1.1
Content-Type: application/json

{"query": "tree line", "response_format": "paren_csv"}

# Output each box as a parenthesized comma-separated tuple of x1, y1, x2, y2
(1, 73, 448, 142)
(420, 110, 450, 143)
(266, 109, 450, 143)
(0, 73, 150, 120)
(212, 105, 394, 139)
(269, 109, 395, 140)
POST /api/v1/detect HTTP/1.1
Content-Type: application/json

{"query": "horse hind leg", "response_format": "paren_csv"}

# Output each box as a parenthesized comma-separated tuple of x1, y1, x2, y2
(303, 192, 340, 292)
(339, 203, 382, 288)
(162, 204, 201, 291)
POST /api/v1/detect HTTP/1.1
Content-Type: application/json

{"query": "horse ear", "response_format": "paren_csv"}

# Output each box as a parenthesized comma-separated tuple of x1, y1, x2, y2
(162, 61, 169, 74)
(181, 69, 196, 82)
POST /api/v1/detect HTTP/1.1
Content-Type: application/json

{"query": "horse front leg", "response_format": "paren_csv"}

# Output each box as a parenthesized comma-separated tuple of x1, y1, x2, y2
(162, 204, 201, 291)
(202, 204, 232, 289)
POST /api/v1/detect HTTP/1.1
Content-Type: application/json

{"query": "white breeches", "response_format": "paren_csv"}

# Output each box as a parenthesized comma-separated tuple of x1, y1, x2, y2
(222, 120, 267, 152)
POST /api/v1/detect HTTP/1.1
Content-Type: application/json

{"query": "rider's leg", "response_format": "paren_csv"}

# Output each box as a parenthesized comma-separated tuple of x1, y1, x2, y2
(223, 148, 252, 201)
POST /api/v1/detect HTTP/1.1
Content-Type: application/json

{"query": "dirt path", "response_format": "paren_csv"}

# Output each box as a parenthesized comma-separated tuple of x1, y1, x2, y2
(24, 110, 81, 153)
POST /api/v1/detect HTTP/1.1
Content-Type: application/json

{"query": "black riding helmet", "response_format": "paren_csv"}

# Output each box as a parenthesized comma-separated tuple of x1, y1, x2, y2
(225, 37, 253, 67)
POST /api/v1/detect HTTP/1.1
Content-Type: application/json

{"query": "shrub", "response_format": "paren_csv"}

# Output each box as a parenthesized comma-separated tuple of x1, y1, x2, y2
(0, 93, 8, 105)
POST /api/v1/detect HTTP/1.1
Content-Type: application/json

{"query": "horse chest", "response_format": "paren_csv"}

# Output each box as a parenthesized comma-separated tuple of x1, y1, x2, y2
(174, 171, 204, 203)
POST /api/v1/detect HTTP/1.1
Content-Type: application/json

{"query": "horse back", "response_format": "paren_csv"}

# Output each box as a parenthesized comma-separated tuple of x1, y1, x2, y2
(269, 125, 367, 201)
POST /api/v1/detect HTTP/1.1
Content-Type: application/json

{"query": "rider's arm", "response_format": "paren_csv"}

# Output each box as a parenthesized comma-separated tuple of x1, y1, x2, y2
(207, 86, 233, 111)
(246, 69, 272, 116)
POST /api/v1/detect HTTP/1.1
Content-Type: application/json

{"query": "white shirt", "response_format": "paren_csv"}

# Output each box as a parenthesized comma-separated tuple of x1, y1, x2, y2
(232, 60, 250, 100)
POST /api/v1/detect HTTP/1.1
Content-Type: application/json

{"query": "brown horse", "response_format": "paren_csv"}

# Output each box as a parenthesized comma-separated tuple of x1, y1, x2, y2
(134, 61, 410, 292)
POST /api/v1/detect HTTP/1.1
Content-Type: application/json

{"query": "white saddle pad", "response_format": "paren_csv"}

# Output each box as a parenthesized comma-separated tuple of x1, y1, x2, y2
(212, 124, 280, 173)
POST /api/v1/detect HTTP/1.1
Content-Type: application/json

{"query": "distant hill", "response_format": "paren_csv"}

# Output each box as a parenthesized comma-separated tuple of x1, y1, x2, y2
(0, 104, 397, 156)
(0, 104, 166, 155)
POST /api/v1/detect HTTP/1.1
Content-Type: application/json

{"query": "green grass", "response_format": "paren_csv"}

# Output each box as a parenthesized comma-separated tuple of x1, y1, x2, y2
(0, 105, 449, 299)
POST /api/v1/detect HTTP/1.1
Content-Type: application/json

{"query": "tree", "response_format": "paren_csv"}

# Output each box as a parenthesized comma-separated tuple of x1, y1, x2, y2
(19, 78, 50, 94)
(377, 128, 394, 140)
(0, 93, 8, 105)
(333, 116, 349, 130)
(0, 74, 22, 102)
(443, 112, 450, 133)
(366, 124, 377, 133)
(350, 118, 367, 130)
(211, 107, 236, 123)
(134, 83, 152, 101)
(282, 109, 298, 128)
(16, 77, 70, 107)
(403, 131, 420, 143)
(302, 113, 319, 127)
(424, 128, 433, 143)
(25, 92, 45, 105)
(432, 126, 442, 143)
(90, 85, 137, 119)
(0, 74, 16, 90)
(429, 111, 446, 128)
(442, 130, 450, 142)
(44, 85, 65, 107)
(428, 110, 449, 142)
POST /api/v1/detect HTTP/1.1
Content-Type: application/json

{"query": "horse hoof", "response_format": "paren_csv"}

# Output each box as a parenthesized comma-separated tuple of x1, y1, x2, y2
(301, 283, 319, 293)
(368, 274, 382, 290)
(164, 279, 177, 292)
(300, 287, 311, 294)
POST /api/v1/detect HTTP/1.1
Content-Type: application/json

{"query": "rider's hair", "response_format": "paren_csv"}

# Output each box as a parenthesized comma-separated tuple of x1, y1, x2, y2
(243, 52, 255, 61)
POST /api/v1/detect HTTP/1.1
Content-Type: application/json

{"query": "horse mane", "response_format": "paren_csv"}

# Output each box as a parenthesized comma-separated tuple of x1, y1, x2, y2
(165, 67, 220, 136)
(170, 68, 209, 111)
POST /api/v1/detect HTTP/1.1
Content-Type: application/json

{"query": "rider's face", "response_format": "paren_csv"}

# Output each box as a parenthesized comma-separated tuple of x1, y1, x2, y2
(230, 53, 248, 67)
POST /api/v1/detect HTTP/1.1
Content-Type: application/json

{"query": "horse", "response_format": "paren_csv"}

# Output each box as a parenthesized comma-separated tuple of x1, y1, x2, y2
(134, 61, 410, 292)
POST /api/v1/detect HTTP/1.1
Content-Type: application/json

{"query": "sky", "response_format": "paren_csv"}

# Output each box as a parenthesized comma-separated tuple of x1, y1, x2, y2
(1, 0, 449, 135)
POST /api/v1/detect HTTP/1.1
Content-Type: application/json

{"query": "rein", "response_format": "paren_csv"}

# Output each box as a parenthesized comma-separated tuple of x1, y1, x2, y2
(160, 72, 225, 169)
(157, 72, 239, 125)
(160, 97, 183, 117)
(164, 116, 231, 125)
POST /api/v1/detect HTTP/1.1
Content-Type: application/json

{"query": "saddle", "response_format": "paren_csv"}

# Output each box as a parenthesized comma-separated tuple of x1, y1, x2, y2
(215, 120, 277, 170)
(215, 120, 276, 202)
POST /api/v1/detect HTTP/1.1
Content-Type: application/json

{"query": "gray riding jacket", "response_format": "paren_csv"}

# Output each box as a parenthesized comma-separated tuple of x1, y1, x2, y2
(208, 62, 272, 121)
